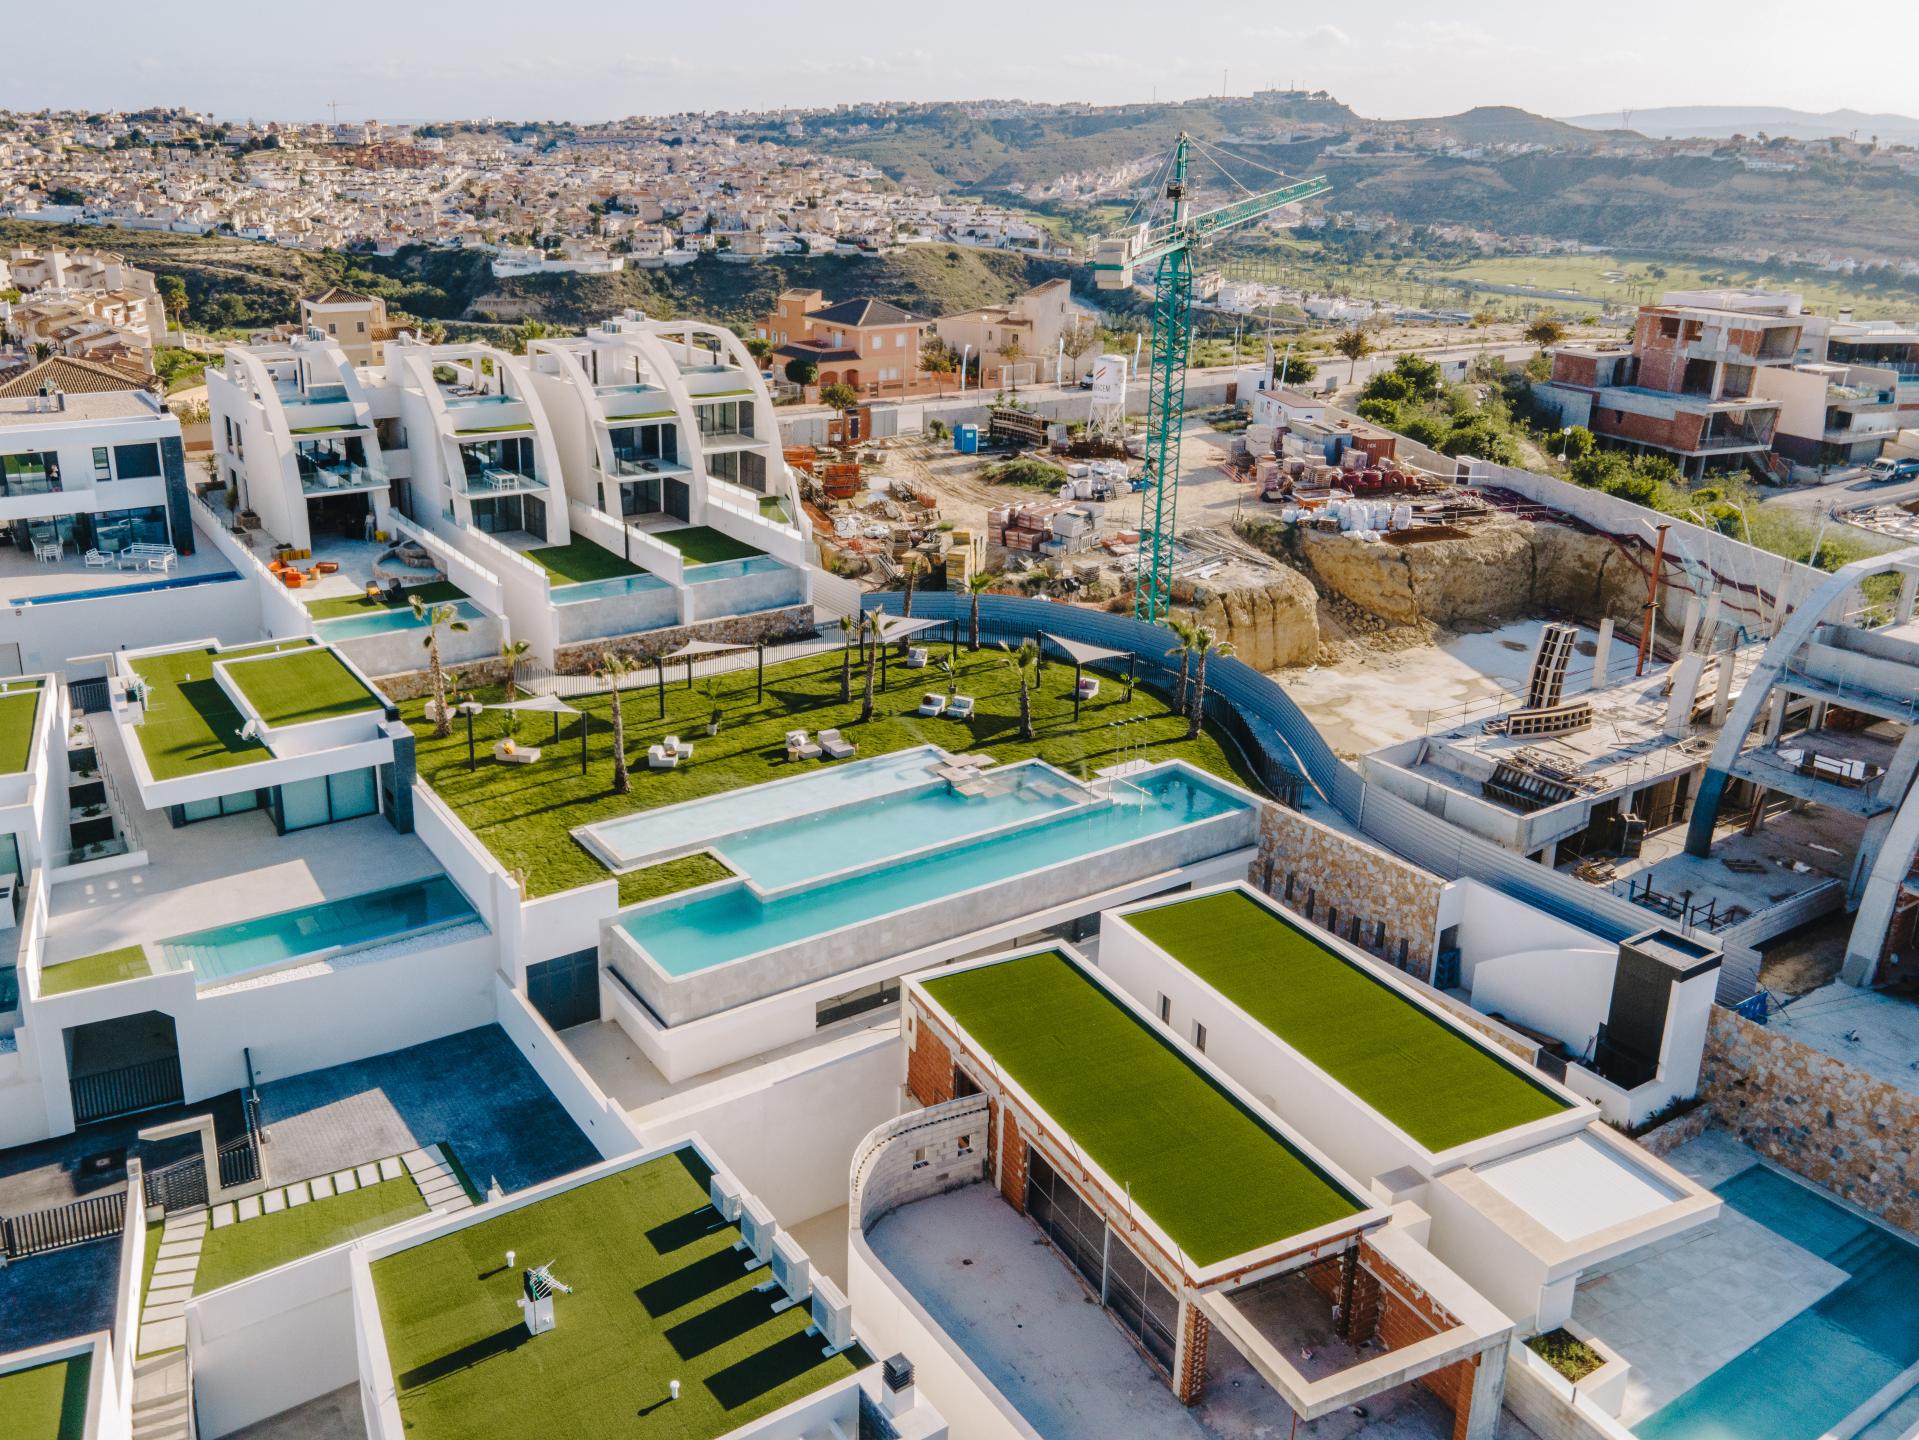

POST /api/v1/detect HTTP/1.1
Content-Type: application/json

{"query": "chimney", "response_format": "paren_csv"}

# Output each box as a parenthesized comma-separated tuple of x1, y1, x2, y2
(880, 1354, 915, 1418)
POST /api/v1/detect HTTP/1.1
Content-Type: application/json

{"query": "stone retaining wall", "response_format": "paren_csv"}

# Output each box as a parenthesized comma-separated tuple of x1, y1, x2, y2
(1633, 1101, 1713, 1159)
(555, 605, 815, 674)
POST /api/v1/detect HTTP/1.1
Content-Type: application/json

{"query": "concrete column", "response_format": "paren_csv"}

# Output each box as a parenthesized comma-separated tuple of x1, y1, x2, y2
(1897, 571, 1918, 626)
(1679, 594, 1703, 655)
(1810, 700, 1829, 732)
(1590, 618, 1614, 692)
(1765, 690, 1788, 743)
(1711, 652, 1737, 726)
(1698, 589, 1723, 654)
(1666, 653, 1706, 737)
(1459, 1344, 1510, 1440)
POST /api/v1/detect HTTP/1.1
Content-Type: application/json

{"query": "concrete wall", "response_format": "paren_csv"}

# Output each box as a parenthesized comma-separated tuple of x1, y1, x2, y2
(1502, 1340, 1639, 1440)
(493, 978, 642, 1161)
(555, 585, 678, 645)
(684, 564, 808, 623)
(1701, 1005, 1919, 1233)
(5, 573, 260, 676)
(336, 610, 502, 682)
(553, 603, 814, 675)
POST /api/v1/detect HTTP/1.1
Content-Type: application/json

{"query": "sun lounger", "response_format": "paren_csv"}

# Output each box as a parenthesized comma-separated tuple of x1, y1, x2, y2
(917, 693, 947, 718)
(906, 646, 930, 668)
(818, 728, 856, 760)
(948, 695, 976, 720)
(786, 729, 822, 760)
(647, 744, 679, 770)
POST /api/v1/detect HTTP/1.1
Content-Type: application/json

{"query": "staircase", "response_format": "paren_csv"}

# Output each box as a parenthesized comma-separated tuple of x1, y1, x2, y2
(132, 1349, 194, 1440)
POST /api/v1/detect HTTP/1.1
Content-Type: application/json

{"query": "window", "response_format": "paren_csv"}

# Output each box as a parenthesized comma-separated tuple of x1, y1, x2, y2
(177, 790, 262, 825)
(111, 442, 161, 481)
(1374, 921, 1387, 950)
(912, 1147, 928, 1170)
(92, 447, 111, 482)
(271, 767, 378, 833)
(1325, 906, 1339, 933)
(895, 333, 905, 348)
(957, 1134, 973, 1156)
(815, 976, 899, 1027)
(1192, 1021, 1207, 1053)
(1284, 871, 1296, 901)
(356, 320, 366, 333)
(1156, 993, 1171, 1025)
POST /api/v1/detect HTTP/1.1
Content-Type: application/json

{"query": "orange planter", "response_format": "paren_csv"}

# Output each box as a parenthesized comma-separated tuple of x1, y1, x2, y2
(281, 571, 304, 588)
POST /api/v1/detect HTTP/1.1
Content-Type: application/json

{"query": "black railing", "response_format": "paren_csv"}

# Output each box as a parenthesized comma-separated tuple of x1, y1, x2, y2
(144, 1154, 208, 1214)
(2, 1190, 127, 1259)
(67, 678, 109, 714)
(71, 1056, 184, 1126)
(217, 1133, 259, 1190)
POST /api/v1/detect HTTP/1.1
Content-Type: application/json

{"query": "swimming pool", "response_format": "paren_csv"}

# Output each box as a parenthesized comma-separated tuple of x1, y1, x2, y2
(1636, 1164, 1919, 1440)
(315, 599, 486, 641)
(619, 766, 1250, 976)
(684, 555, 789, 584)
(159, 875, 482, 984)
(550, 572, 672, 606)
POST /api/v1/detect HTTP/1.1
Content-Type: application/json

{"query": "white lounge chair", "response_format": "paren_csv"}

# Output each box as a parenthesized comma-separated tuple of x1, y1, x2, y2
(1075, 677, 1101, 701)
(492, 741, 540, 765)
(786, 729, 822, 761)
(662, 735, 693, 759)
(905, 646, 929, 668)
(818, 728, 856, 759)
(647, 744, 679, 770)
(83, 549, 112, 569)
(917, 693, 947, 718)
(948, 695, 976, 720)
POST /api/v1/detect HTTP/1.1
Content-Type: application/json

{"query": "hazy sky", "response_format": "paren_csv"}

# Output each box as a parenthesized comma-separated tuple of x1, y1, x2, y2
(20, 1, 1919, 124)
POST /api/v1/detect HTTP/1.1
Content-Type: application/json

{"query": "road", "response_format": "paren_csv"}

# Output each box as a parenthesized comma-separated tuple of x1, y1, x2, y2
(1755, 468, 1919, 520)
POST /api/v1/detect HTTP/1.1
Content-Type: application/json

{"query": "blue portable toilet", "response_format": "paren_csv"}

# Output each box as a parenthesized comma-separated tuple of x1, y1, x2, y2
(1323, 433, 1351, 465)
(954, 424, 980, 455)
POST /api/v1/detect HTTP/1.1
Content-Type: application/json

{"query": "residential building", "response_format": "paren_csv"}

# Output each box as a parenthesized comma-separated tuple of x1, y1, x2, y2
(297, 287, 391, 366)
(931, 278, 1095, 387)
(1752, 359, 1902, 466)
(759, 289, 921, 390)
(1819, 318, 1919, 428)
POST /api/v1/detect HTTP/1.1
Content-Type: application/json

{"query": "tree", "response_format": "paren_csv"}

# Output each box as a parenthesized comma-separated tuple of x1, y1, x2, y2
(512, 319, 550, 355)
(997, 334, 1026, 394)
(1332, 328, 1373, 384)
(837, 613, 857, 702)
(858, 610, 886, 723)
(1163, 618, 1197, 714)
(820, 382, 860, 442)
(744, 336, 772, 365)
(1059, 317, 1097, 383)
(1559, 426, 1595, 462)
(1525, 317, 1567, 350)
(1185, 626, 1235, 740)
(500, 637, 531, 701)
(898, 551, 927, 619)
(999, 640, 1038, 742)
(412, 597, 470, 738)
(785, 358, 818, 387)
(156, 274, 189, 326)
(596, 651, 634, 794)
(966, 571, 994, 651)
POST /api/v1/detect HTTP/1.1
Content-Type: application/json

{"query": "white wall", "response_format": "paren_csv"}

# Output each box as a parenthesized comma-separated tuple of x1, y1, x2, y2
(493, 979, 642, 1161)
(1468, 949, 1618, 1059)
(5, 572, 263, 675)
(1423, 1174, 1554, 1330)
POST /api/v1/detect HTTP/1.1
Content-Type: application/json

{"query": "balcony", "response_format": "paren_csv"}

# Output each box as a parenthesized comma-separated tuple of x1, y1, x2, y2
(681, 366, 754, 399)
(596, 384, 673, 422)
(608, 452, 690, 479)
(0, 469, 61, 500)
(299, 463, 388, 497)
(457, 466, 545, 496)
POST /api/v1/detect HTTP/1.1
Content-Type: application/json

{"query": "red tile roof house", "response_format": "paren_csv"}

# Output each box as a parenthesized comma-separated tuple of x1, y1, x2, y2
(758, 289, 923, 396)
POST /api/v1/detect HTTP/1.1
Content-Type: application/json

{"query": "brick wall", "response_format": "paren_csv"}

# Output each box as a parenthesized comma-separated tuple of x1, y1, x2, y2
(1364, 1238, 1485, 1440)
(996, 1111, 1028, 1215)
(905, 1010, 955, 1109)
(1701, 1006, 1919, 1233)
(1175, 1304, 1210, 1404)
(1254, 803, 1444, 980)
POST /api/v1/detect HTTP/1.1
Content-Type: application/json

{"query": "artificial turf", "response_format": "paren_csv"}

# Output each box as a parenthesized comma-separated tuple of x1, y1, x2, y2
(923, 951, 1362, 1266)
(409, 647, 1257, 899)
(652, 526, 763, 565)
(370, 1150, 866, 1440)
(0, 687, 40, 774)
(130, 640, 313, 779)
(193, 1177, 429, 1294)
(304, 581, 465, 621)
(1122, 890, 1570, 1152)
(0, 1352, 91, 1440)
(39, 945, 152, 997)
(526, 541, 647, 586)
(224, 647, 382, 729)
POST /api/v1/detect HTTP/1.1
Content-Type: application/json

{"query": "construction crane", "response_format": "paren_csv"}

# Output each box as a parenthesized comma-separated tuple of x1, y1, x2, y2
(1093, 136, 1330, 623)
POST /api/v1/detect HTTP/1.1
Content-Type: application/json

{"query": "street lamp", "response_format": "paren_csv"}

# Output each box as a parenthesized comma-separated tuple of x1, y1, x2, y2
(457, 699, 485, 772)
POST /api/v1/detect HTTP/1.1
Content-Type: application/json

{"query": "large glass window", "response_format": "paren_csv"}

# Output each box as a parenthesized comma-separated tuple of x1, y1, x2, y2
(1, 451, 60, 498)
(327, 767, 377, 822)
(272, 767, 380, 833)
(111, 442, 162, 481)
(178, 790, 262, 825)
(91, 506, 171, 554)
(276, 776, 332, 832)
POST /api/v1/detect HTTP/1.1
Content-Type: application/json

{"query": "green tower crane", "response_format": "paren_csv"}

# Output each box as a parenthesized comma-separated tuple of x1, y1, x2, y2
(1092, 136, 1330, 623)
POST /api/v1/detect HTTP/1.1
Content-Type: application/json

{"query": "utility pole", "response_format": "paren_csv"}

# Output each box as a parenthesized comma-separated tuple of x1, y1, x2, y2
(1636, 523, 1670, 676)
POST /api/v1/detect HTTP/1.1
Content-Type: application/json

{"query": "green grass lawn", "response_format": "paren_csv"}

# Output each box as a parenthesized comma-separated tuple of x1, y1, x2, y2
(0, 1352, 91, 1440)
(39, 945, 152, 997)
(653, 526, 763, 565)
(1123, 891, 1569, 1152)
(923, 951, 1362, 1266)
(0, 684, 43, 773)
(370, 1150, 866, 1440)
(304, 581, 465, 621)
(131, 640, 313, 779)
(410, 647, 1257, 899)
(225, 647, 382, 728)
(194, 1177, 428, 1294)
(526, 541, 646, 586)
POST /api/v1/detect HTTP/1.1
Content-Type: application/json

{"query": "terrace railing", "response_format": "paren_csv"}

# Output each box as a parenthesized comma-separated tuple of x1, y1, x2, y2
(2, 1190, 128, 1259)
(70, 1055, 184, 1127)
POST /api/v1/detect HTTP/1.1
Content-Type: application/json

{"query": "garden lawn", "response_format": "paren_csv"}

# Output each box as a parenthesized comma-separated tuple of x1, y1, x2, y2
(370, 1149, 866, 1440)
(193, 1177, 428, 1294)
(225, 647, 382, 728)
(409, 647, 1258, 899)
(652, 525, 762, 565)
(525, 541, 647, 586)
(304, 581, 465, 621)
(131, 640, 312, 779)
(39, 945, 152, 997)
(923, 951, 1361, 1266)
(0, 1352, 91, 1440)
(1123, 890, 1569, 1152)
(0, 685, 42, 773)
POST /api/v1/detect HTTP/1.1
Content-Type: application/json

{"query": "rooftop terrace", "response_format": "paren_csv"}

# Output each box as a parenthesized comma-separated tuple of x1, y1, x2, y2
(0, 678, 45, 774)
(920, 950, 1363, 1267)
(224, 645, 382, 728)
(1122, 890, 1570, 1152)
(0, 1350, 90, 1440)
(128, 638, 313, 779)
(369, 1149, 866, 1440)
(525, 539, 649, 586)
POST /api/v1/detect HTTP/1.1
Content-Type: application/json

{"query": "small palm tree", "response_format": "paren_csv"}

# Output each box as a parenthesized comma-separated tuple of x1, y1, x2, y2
(1186, 626, 1236, 740)
(1163, 618, 1197, 715)
(500, 637, 531, 701)
(966, 571, 994, 651)
(597, 651, 633, 794)
(1000, 640, 1038, 742)
(1333, 327, 1373, 385)
(412, 596, 470, 738)
(899, 551, 927, 620)
(837, 613, 857, 702)
(859, 611, 886, 723)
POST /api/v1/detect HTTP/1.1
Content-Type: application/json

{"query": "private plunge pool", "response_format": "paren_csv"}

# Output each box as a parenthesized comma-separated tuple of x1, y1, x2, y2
(607, 763, 1258, 1024)
(314, 599, 487, 642)
(158, 875, 483, 985)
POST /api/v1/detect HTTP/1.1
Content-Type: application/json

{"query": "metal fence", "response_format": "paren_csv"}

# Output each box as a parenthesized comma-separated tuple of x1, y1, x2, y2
(2, 1190, 127, 1259)
(71, 1055, 184, 1127)
(144, 1153, 208, 1214)
(66, 677, 110, 714)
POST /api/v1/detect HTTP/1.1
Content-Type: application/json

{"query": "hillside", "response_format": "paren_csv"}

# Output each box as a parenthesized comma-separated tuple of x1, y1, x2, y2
(1400, 106, 1638, 147)
(1564, 106, 1919, 146)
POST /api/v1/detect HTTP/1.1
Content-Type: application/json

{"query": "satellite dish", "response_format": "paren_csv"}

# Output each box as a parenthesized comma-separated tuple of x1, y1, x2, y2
(237, 717, 263, 742)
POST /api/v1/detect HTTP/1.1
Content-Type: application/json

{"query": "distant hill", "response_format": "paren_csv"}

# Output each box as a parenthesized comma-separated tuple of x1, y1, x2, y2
(1403, 106, 1637, 147)
(1563, 106, 1919, 146)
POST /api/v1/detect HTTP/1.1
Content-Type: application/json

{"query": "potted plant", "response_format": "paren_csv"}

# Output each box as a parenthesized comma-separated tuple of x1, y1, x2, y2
(702, 678, 723, 737)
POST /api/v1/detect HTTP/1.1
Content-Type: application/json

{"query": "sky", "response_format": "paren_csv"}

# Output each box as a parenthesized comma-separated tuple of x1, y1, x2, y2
(18, 1, 1919, 125)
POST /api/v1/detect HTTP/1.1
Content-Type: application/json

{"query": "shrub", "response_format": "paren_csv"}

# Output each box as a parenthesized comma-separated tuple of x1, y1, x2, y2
(1527, 1329, 1605, 1383)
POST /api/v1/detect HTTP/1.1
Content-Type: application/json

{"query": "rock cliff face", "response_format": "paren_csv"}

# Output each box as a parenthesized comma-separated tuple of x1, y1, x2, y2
(1181, 567, 1320, 671)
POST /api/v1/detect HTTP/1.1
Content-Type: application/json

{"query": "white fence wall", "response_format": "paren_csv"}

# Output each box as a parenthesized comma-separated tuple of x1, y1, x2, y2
(386, 513, 506, 618)
(191, 498, 310, 640)
(493, 978, 642, 1160)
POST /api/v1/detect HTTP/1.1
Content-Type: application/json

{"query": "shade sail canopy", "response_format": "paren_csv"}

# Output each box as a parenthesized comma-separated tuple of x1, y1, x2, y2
(1041, 631, 1132, 667)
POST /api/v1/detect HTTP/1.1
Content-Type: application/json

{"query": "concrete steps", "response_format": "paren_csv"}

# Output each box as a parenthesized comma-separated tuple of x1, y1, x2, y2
(403, 1144, 474, 1214)
(132, 1350, 194, 1440)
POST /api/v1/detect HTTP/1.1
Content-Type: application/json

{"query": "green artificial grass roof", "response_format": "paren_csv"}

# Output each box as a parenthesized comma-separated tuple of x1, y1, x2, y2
(40, 945, 153, 997)
(131, 640, 313, 779)
(922, 951, 1362, 1266)
(651, 526, 763, 566)
(0, 1353, 91, 1440)
(225, 647, 382, 728)
(526, 541, 647, 586)
(1123, 891, 1571, 1152)
(370, 1150, 866, 1440)
(304, 581, 465, 620)
(0, 683, 43, 773)
(194, 1176, 428, 1294)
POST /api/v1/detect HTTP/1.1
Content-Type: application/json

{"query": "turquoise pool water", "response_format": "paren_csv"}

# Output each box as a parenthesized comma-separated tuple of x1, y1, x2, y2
(159, 876, 481, 983)
(685, 555, 788, 584)
(551, 572, 671, 605)
(315, 599, 486, 642)
(1637, 1164, 1919, 1440)
(620, 767, 1248, 974)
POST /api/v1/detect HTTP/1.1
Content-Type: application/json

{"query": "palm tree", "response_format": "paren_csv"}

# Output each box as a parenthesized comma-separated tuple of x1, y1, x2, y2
(965, 571, 994, 651)
(499, 637, 531, 701)
(1000, 640, 1038, 742)
(859, 611, 886, 723)
(412, 596, 470, 738)
(837, 613, 857, 702)
(1333, 327, 1373, 385)
(596, 651, 633, 794)
(1185, 626, 1236, 740)
(898, 551, 927, 620)
(1163, 617, 1197, 715)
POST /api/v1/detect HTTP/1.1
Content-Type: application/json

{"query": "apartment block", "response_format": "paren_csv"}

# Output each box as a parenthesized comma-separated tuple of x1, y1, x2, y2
(931, 277, 1093, 387)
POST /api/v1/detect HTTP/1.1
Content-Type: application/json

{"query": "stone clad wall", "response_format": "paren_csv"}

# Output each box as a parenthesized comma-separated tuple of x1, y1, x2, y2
(1701, 1006, 1919, 1233)
(555, 604, 815, 673)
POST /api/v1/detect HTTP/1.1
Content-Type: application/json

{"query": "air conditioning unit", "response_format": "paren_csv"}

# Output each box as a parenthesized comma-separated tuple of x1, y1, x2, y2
(709, 1171, 743, 1223)
(809, 1274, 854, 1355)
(765, 1232, 811, 1312)
(736, 1195, 776, 1270)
